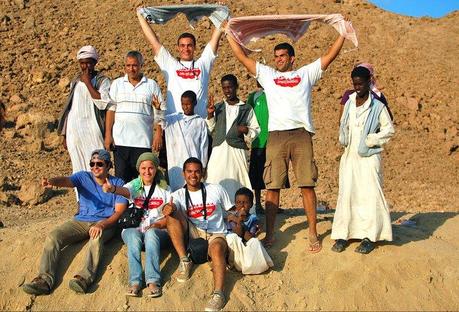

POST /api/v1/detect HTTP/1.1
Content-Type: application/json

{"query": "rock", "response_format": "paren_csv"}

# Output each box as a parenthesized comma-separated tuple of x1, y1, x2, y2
(13, 0, 25, 9)
(10, 94, 23, 104)
(0, 220, 4, 228)
(15, 112, 52, 130)
(8, 103, 29, 113)
(23, 16, 35, 30)
(58, 76, 70, 89)
(406, 97, 421, 111)
(201, 19, 211, 29)
(18, 180, 52, 205)
(44, 132, 62, 150)
(31, 70, 46, 83)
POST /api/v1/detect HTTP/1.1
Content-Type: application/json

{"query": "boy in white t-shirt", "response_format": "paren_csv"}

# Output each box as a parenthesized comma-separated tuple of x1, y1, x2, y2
(166, 157, 232, 311)
(227, 31, 347, 253)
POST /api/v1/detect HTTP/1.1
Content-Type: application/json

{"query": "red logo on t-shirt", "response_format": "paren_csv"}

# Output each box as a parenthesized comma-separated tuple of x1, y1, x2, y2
(274, 76, 301, 87)
(187, 203, 216, 218)
(134, 197, 164, 210)
(176, 68, 201, 79)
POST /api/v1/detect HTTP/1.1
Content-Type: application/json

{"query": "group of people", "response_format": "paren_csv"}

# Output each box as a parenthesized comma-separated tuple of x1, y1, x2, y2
(21, 9, 394, 312)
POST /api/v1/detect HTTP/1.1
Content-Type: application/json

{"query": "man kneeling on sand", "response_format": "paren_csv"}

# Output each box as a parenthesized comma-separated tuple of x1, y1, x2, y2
(22, 149, 128, 295)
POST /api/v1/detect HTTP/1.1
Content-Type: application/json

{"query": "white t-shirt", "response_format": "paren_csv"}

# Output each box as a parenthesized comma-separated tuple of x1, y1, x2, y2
(154, 44, 216, 118)
(124, 181, 171, 232)
(109, 75, 164, 148)
(256, 58, 323, 133)
(172, 183, 233, 234)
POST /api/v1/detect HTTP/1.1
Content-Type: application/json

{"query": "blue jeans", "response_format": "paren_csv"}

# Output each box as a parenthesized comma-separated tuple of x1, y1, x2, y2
(121, 228, 169, 286)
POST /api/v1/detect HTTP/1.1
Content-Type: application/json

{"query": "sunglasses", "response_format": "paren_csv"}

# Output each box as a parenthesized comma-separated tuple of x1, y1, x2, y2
(89, 161, 105, 168)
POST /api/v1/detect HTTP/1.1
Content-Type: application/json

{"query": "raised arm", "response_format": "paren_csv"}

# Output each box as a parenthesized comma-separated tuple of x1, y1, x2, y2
(226, 34, 256, 76)
(137, 9, 162, 56)
(42, 177, 74, 189)
(320, 35, 345, 70)
(208, 26, 224, 55)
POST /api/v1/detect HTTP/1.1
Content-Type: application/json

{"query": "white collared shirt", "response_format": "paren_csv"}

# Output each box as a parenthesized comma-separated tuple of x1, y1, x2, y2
(109, 74, 164, 148)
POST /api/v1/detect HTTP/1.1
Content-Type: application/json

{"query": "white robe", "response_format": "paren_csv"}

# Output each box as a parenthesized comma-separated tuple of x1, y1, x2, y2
(331, 93, 394, 242)
(164, 113, 209, 191)
(66, 79, 111, 173)
(206, 101, 260, 213)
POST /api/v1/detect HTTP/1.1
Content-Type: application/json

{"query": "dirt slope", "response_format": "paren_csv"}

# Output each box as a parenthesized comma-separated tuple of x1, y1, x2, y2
(0, 0, 458, 310)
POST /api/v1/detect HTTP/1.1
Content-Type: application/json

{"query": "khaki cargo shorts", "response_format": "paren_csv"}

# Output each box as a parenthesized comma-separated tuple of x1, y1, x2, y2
(263, 128, 318, 189)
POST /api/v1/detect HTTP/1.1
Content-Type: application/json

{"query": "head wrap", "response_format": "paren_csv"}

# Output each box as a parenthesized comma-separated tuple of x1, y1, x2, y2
(356, 62, 381, 96)
(91, 149, 111, 162)
(77, 45, 100, 62)
(132, 152, 168, 190)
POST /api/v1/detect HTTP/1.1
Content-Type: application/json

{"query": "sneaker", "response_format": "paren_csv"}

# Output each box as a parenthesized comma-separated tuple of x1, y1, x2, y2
(205, 291, 226, 311)
(22, 277, 51, 296)
(68, 275, 88, 294)
(176, 259, 192, 283)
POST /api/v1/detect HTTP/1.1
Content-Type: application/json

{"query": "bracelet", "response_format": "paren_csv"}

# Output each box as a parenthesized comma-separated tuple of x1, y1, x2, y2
(111, 185, 116, 194)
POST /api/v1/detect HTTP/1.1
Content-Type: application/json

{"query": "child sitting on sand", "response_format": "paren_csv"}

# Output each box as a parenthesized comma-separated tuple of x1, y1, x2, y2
(226, 187, 259, 241)
(226, 187, 273, 274)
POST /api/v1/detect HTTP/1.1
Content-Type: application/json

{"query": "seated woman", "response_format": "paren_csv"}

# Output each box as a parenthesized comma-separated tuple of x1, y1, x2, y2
(103, 152, 172, 297)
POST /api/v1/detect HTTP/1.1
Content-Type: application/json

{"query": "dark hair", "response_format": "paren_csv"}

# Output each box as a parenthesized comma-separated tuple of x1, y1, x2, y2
(177, 32, 196, 46)
(235, 187, 254, 205)
(351, 66, 371, 81)
(221, 74, 238, 86)
(274, 42, 295, 57)
(182, 157, 203, 172)
(181, 90, 197, 106)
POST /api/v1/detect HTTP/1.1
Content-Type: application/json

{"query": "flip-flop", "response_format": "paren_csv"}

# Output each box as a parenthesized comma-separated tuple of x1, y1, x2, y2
(308, 239, 322, 254)
(125, 285, 141, 297)
(147, 284, 162, 298)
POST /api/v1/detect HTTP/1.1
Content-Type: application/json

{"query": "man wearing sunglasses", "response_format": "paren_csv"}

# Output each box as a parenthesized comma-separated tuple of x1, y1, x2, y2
(22, 149, 128, 296)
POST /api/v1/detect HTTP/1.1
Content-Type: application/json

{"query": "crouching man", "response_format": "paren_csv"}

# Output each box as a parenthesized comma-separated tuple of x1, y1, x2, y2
(22, 149, 128, 295)
(166, 157, 233, 311)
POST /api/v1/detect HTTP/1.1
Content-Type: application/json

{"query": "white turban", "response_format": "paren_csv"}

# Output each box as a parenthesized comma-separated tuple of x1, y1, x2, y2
(77, 45, 99, 62)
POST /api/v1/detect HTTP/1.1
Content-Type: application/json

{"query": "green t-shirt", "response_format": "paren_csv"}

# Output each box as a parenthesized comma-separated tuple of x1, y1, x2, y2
(247, 90, 268, 148)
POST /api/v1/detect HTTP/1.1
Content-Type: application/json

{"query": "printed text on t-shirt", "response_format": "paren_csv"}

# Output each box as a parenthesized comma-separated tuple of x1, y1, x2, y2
(176, 68, 201, 79)
(273, 76, 301, 87)
(187, 203, 217, 219)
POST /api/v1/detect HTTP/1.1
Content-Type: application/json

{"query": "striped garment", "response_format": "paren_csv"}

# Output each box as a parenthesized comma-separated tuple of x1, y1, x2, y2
(226, 14, 358, 53)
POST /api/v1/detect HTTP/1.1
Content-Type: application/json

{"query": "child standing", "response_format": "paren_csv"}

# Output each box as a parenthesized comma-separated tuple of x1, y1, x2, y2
(331, 66, 395, 254)
(161, 91, 209, 191)
(206, 74, 260, 211)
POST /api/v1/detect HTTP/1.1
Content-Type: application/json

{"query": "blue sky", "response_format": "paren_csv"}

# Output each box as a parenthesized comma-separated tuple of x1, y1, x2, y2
(369, 0, 459, 18)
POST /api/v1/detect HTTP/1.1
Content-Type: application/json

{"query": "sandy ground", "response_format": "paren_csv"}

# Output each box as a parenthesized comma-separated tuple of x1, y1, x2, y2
(0, 0, 458, 310)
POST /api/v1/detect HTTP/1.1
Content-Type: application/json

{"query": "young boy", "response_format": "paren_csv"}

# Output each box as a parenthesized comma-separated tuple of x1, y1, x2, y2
(331, 66, 395, 254)
(206, 74, 260, 211)
(227, 187, 259, 242)
(226, 187, 273, 274)
(161, 91, 209, 191)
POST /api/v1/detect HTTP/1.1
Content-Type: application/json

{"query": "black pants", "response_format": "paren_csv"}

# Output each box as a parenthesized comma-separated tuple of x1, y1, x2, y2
(114, 145, 151, 183)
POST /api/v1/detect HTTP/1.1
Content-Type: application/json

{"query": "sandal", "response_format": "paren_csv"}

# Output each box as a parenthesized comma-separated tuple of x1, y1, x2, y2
(147, 283, 162, 298)
(331, 239, 348, 253)
(68, 275, 89, 294)
(125, 285, 141, 297)
(308, 237, 322, 253)
(355, 238, 375, 254)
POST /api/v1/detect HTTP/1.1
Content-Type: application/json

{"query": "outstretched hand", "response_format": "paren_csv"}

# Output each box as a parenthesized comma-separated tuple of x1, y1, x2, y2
(41, 178, 53, 189)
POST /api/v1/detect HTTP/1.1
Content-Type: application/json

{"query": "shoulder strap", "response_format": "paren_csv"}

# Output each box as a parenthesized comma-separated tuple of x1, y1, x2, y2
(142, 184, 156, 209)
